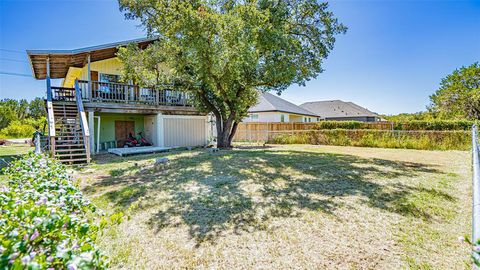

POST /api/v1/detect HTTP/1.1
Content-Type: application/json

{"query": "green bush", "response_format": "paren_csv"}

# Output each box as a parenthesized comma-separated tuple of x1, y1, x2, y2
(312, 120, 475, 131)
(0, 153, 108, 269)
(272, 129, 470, 150)
(0, 120, 36, 138)
(314, 121, 364, 130)
(392, 120, 474, 131)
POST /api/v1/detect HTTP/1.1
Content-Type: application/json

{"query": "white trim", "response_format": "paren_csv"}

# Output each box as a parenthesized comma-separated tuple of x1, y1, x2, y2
(157, 113, 164, 147)
(94, 116, 101, 153)
(162, 115, 207, 119)
(88, 111, 95, 155)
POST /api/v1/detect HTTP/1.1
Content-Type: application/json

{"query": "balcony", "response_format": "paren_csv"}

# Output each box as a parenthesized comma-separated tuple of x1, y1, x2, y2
(73, 80, 193, 107)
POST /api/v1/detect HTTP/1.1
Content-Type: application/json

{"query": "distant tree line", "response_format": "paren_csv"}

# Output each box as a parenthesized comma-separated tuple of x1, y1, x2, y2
(0, 98, 46, 138)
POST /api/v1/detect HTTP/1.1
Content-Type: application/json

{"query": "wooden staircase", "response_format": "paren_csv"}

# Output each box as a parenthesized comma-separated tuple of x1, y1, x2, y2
(51, 102, 89, 164)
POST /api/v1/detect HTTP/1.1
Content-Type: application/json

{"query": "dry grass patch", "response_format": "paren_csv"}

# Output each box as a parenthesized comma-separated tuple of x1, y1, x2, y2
(76, 144, 471, 269)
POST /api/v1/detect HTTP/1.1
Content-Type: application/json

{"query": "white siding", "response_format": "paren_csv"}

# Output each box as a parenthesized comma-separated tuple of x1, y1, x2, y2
(163, 116, 207, 147)
(243, 112, 319, 123)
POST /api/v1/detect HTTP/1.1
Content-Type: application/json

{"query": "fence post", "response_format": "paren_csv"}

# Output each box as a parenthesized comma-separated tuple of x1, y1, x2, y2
(472, 124, 480, 267)
(34, 132, 41, 154)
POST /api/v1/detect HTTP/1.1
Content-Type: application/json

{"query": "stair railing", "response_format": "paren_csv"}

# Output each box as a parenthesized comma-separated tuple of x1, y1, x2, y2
(472, 125, 480, 268)
(75, 80, 91, 163)
(46, 77, 56, 156)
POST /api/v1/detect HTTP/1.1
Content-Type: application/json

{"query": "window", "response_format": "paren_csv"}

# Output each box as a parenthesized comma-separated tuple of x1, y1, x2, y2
(99, 73, 120, 93)
(99, 73, 119, 83)
(250, 114, 259, 121)
(280, 114, 285, 122)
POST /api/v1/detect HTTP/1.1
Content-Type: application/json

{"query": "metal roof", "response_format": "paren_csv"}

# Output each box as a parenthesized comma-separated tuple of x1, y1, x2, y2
(27, 37, 157, 80)
(248, 92, 319, 117)
(300, 100, 379, 119)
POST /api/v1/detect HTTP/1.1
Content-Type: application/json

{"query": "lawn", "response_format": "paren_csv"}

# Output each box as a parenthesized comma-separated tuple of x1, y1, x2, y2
(75, 144, 470, 269)
(0, 144, 33, 182)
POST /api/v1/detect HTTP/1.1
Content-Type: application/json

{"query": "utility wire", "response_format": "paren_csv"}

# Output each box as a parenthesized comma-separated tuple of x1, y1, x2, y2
(0, 71, 32, 77)
(0, 48, 24, 54)
(0, 58, 28, 63)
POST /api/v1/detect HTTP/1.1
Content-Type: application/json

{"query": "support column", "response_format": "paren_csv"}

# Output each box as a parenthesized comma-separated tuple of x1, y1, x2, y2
(88, 111, 95, 155)
(156, 113, 164, 147)
(205, 115, 210, 146)
(46, 57, 52, 100)
(94, 116, 101, 153)
(87, 54, 92, 101)
(46, 57, 55, 156)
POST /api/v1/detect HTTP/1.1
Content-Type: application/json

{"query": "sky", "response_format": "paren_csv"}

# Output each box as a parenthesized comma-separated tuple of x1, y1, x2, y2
(0, 0, 479, 115)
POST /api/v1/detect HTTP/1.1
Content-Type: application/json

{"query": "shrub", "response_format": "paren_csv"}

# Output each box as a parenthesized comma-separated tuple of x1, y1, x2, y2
(271, 129, 470, 150)
(392, 120, 474, 131)
(314, 121, 364, 130)
(311, 120, 476, 131)
(0, 120, 36, 139)
(0, 153, 108, 269)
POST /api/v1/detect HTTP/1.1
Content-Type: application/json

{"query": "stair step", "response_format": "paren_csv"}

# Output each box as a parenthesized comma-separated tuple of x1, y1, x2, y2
(55, 148, 87, 153)
(55, 123, 80, 126)
(57, 158, 88, 163)
(55, 138, 83, 143)
(57, 153, 87, 157)
(55, 144, 84, 148)
(53, 107, 78, 110)
(55, 126, 82, 131)
(53, 107, 77, 109)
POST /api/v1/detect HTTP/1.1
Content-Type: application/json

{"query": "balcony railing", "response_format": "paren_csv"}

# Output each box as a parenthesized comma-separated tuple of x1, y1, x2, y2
(76, 80, 192, 107)
(52, 86, 76, 102)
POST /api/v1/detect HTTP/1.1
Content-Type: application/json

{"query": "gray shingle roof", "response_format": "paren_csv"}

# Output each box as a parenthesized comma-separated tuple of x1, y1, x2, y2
(249, 92, 318, 117)
(299, 100, 379, 119)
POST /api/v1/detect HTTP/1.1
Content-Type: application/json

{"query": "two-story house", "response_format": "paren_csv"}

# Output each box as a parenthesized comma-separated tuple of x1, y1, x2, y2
(27, 38, 209, 163)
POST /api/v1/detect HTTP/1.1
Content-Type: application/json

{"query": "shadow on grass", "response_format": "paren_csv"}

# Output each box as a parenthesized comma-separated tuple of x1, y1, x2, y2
(86, 148, 453, 246)
(0, 146, 31, 170)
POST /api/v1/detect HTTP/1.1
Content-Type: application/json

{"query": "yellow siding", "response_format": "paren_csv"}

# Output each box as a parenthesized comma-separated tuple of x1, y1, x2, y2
(63, 57, 124, 88)
(62, 67, 82, 88)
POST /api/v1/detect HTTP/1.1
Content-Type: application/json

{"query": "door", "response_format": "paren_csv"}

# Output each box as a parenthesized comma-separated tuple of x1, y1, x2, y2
(115, 121, 135, 147)
(144, 116, 156, 146)
(90, 71, 99, 98)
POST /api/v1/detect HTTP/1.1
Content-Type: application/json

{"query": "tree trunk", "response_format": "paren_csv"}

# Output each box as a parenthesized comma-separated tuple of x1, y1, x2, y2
(216, 118, 238, 149)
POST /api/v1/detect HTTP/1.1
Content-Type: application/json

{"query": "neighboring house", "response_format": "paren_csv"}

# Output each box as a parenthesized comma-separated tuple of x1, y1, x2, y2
(27, 38, 209, 163)
(245, 92, 319, 123)
(300, 100, 381, 122)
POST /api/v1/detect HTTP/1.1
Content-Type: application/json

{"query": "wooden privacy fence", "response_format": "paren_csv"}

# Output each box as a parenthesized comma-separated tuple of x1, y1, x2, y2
(233, 122, 395, 142)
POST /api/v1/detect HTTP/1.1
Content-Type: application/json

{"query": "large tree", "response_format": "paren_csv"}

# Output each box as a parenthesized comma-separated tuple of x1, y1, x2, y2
(429, 62, 480, 120)
(118, 0, 346, 148)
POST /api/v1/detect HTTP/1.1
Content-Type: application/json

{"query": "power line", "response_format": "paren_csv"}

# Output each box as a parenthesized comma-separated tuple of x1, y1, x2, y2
(0, 58, 28, 63)
(0, 49, 24, 54)
(0, 71, 32, 77)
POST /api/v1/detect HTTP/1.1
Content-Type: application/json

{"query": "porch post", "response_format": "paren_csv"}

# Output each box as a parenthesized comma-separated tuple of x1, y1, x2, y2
(46, 57, 55, 156)
(94, 116, 101, 153)
(88, 111, 95, 155)
(157, 113, 164, 147)
(46, 57, 52, 100)
(87, 54, 92, 101)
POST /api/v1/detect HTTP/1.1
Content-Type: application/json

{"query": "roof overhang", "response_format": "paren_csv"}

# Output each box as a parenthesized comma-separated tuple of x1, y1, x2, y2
(27, 37, 157, 80)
